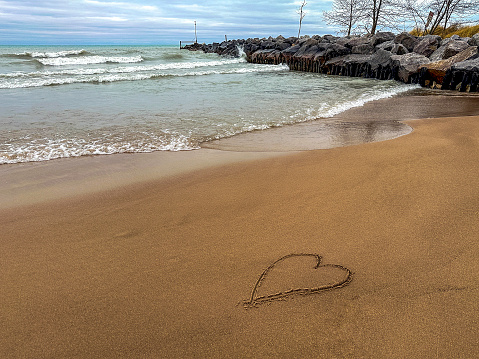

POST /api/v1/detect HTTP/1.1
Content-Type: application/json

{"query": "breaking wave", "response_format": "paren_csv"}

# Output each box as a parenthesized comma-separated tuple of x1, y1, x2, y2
(1, 49, 89, 59)
(0, 60, 284, 88)
(36, 55, 144, 66)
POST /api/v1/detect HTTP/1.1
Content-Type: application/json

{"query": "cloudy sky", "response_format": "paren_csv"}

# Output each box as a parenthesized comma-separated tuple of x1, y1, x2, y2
(0, 0, 339, 45)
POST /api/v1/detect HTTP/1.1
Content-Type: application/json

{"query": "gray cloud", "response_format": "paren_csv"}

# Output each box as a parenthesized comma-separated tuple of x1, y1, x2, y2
(0, 0, 335, 44)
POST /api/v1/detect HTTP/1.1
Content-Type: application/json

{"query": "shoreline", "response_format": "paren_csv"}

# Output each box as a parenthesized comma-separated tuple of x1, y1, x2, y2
(2, 93, 479, 210)
(2, 94, 479, 357)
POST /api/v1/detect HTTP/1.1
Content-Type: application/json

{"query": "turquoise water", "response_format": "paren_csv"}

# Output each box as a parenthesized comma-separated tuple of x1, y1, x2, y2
(0, 45, 418, 164)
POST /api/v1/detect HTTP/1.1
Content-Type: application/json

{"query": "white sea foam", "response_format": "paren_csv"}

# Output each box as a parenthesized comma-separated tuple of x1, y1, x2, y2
(0, 63, 288, 88)
(37, 55, 144, 66)
(29, 49, 88, 58)
(315, 85, 418, 119)
(0, 133, 199, 164)
(287, 84, 419, 123)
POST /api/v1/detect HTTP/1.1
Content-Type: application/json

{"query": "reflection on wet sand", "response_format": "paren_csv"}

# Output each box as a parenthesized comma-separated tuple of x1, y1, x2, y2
(202, 94, 479, 152)
(202, 119, 412, 152)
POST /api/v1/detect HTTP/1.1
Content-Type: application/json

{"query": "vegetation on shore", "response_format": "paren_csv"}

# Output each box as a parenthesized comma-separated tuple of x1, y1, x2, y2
(411, 24, 479, 38)
(323, 0, 478, 37)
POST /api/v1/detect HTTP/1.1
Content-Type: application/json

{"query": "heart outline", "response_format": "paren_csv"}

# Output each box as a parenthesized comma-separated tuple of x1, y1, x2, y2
(244, 253, 352, 307)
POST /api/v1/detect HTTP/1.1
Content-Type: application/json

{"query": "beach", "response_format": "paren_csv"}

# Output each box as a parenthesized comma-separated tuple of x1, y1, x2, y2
(2, 94, 479, 357)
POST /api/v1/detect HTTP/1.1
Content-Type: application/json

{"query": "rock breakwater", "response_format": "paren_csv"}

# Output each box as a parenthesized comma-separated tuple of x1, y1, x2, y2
(184, 32, 479, 92)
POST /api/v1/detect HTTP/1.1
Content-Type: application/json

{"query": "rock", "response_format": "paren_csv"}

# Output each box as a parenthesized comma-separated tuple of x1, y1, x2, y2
(293, 40, 319, 58)
(376, 40, 395, 51)
(452, 57, 479, 72)
(323, 44, 351, 61)
(421, 46, 478, 84)
(285, 37, 298, 45)
(274, 42, 291, 51)
(190, 33, 479, 91)
(391, 53, 430, 83)
(342, 54, 374, 77)
(298, 36, 311, 46)
(344, 36, 371, 49)
(260, 40, 275, 49)
(395, 32, 419, 52)
(323, 34, 339, 43)
(468, 33, 479, 47)
(444, 58, 479, 92)
(371, 32, 396, 46)
(371, 49, 393, 66)
(280, 44, 301, 62)
(376, 41, 408, 55)
(393, 44, 409, 55)
(429, 39, 470, 61)
(413, 35, 442, 57)
(243, 43, 259, 56)
(336, 36, 359, 47)
(294, 45, 320, 59)
(352, 43, 375, 54)
(281, 44, 301, 55)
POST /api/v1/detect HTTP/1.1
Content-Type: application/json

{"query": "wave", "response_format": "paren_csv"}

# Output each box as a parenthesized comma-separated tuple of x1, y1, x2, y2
(161, 53, 185, 60)
(0, 132, 199, 164)
(1, 58, 248, 79)
(0, 63, 287, 88)
(1, 49, 89, 59)
(36, 55, 144, 66)
(315, 85, 418, 119)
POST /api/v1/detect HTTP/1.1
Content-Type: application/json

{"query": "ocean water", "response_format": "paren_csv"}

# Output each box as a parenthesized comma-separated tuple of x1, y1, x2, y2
(0, 45, 418, 165)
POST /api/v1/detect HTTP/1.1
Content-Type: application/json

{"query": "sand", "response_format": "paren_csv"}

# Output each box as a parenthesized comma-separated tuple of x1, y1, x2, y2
(1, 94, 479, 358)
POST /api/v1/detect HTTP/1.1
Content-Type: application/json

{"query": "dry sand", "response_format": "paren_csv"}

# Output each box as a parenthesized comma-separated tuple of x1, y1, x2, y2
(1, 94, 479, 358)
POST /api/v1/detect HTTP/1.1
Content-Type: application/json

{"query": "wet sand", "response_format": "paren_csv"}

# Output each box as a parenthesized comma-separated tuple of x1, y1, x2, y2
(2, 94, 479, 358)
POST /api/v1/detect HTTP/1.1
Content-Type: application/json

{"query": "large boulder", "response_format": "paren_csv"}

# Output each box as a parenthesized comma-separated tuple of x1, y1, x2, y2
(295, 45, 321, 59)
(452, 57, 479, 72)
(323, 34, 340, 43)
(343, 35, 371, 49)
(376, 40, 395, 51)
(395, 32, 419, 52)
(352, 43, 374, 54)
(293, 39, 319, 57)
(420, 46, 478, 85)
(363, 49, 395, 79)
(429, 39, 471, 61)
(413, 35, 442, 57)
(370, 32, 396, 46)
(281, 44, 300, 55)
(391, 53, 430, 83)
(468, 33, 479, 47)
(260, 40, 275, 50)
(285, 36, 298, 45)
(323, 44, 351, 61)
(274, 41, 291, 51)
(443, 57, 479, 92)
(376, 40, 408, 55)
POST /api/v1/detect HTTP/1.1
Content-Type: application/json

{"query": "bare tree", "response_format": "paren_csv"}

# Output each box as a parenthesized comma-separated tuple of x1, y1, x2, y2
(363, 0, 405, 35)
(323, 0, 367, 36)
(401, 0, 430, 32)
(297, 0, 307, 38)
(427, 0, 479, 33)
(399, 0, 479, 34)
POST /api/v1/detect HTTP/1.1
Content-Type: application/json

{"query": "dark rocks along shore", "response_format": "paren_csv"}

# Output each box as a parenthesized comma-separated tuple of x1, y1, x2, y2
(184, 32, 479, 92)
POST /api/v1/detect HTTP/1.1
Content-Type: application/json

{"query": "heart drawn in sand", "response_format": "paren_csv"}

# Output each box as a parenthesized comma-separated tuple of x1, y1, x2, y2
(244, 253, 352, 307)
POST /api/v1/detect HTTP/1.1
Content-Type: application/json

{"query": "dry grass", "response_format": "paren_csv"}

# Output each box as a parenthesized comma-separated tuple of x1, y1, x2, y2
(411, 24, 479, 38)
